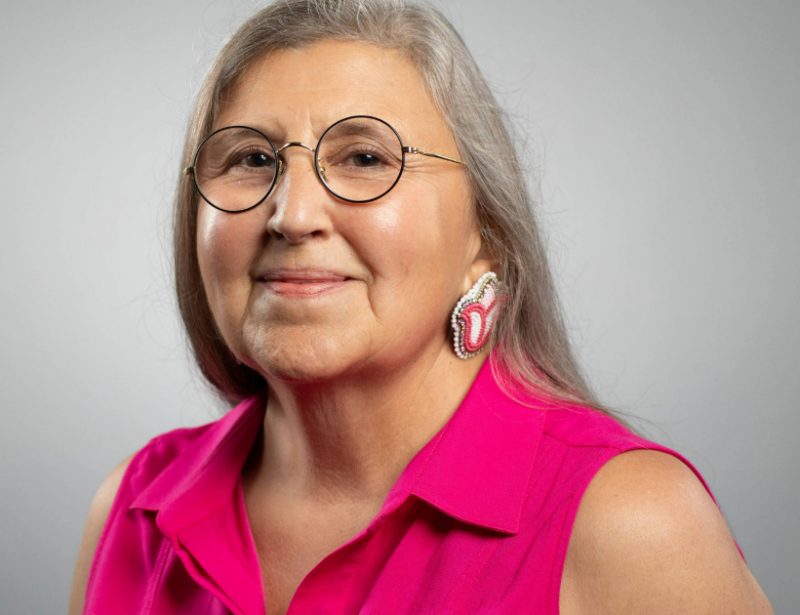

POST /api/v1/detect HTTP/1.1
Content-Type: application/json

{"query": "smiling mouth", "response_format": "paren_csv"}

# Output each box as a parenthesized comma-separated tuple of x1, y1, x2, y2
(259, 270, 352, 298)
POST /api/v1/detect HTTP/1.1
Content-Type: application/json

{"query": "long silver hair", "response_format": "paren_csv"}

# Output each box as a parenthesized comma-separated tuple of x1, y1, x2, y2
(175, 0, 617, 418)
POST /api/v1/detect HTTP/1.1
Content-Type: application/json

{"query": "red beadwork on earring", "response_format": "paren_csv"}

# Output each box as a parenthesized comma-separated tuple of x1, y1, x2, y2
(451, 272, 501, 359)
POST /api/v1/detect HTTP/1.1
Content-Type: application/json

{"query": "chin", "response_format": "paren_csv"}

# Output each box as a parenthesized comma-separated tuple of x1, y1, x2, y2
(242, 328, 446, 388)
(240, 322, 369, 384)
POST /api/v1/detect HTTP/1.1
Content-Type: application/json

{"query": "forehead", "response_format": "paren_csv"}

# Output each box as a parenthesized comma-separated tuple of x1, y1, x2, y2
(215, 39, 452, 142)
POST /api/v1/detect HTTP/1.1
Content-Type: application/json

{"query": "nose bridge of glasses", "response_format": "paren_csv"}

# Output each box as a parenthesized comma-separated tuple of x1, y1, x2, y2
(276, 141, 315, 155)
(274, 141, 319, 179)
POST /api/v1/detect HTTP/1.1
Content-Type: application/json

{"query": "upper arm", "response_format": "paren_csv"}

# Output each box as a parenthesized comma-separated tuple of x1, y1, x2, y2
(560, 449, 773, 615)
(68, 453, 135, 615)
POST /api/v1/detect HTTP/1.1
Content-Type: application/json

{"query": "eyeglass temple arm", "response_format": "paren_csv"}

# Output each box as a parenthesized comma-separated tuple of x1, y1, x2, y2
(402, 146, 464, 165)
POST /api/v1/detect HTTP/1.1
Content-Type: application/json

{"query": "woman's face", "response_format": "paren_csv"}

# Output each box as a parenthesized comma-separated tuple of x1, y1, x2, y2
(196, 39, 490, 382)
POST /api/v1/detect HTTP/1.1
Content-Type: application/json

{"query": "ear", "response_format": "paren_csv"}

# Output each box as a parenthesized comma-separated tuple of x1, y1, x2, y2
(460, 229, 498, 294)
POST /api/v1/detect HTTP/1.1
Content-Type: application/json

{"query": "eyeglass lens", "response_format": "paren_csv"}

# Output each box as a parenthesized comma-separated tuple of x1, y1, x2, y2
(193, 116, 405, 212)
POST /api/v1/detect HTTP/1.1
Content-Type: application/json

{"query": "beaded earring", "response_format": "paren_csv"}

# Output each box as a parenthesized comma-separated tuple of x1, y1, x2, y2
(450, 272, 501, 359)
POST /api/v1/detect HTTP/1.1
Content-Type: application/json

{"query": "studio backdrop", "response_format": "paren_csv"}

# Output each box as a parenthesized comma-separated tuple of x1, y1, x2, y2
(0, 1, 797, 612)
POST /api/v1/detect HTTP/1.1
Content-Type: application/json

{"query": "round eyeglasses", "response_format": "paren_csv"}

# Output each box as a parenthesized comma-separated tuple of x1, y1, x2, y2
(185, 115, 464, 213)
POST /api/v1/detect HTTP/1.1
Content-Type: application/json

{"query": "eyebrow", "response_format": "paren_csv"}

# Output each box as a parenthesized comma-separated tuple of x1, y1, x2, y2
(248, 122, 284, 143)
(212, 115, 404, 145)
(212, 116, 284, 141)
(321, 119, 399, 142)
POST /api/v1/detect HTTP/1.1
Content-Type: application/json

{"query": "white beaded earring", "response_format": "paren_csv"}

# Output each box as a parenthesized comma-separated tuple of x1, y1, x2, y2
(450, 272, 501, 359)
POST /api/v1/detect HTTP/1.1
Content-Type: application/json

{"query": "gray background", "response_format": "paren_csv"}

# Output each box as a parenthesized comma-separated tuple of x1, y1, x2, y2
(1, 1, 797, 612)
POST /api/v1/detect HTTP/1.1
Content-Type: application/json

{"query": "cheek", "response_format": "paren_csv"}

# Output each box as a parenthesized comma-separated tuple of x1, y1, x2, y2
(353, 181, 476, 318)
(358, 204, 418, 273)
(196, 205, 261, 326)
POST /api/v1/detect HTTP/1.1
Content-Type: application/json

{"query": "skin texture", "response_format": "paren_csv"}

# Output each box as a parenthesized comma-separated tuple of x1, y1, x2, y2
(69, 40, 774, 615)
(560, 450, 774, 614)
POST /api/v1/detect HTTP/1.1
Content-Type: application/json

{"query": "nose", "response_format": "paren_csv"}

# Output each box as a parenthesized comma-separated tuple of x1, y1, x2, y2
(266, 143, 332, 244)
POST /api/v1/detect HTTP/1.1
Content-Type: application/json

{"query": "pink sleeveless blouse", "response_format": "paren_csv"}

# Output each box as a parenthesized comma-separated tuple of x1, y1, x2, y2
(84, 355, 740, 614)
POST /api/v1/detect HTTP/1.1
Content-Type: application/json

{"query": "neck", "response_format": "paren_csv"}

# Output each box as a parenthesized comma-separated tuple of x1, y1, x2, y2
(250, 345, 488, 506)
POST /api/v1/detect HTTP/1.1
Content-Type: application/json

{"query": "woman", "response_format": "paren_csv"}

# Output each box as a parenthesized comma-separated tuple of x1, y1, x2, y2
(70, 1, 773, 613)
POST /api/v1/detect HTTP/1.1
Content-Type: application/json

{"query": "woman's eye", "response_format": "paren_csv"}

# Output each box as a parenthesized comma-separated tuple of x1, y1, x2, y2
(227, 149, 275, 171)
(351, 152, 382, 167)
(337, 147, 392, 168)
(241, 152, 274, 167)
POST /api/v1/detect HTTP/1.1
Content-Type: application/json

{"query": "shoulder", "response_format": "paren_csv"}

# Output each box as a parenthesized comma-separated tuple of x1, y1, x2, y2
(67, 419, 220, 614)
(560, 449, 774, 614)
(68, 453, 136, 615)
(82, 452, 136, 540)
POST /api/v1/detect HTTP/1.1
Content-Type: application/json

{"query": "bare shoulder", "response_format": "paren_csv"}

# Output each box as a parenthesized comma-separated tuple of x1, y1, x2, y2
(68, 453, 135, 615)
(560, 449, 773, 615)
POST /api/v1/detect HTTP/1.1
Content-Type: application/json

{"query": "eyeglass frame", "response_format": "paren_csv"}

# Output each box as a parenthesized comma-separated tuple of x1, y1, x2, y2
(184, 114, 465, 213)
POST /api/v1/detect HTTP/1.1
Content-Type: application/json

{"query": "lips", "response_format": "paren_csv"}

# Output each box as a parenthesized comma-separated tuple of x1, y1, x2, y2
(258, 269, 352, 297)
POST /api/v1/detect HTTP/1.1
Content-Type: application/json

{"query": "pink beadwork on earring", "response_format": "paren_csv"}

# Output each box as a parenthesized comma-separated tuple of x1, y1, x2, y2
(450, 272, 501, 360)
